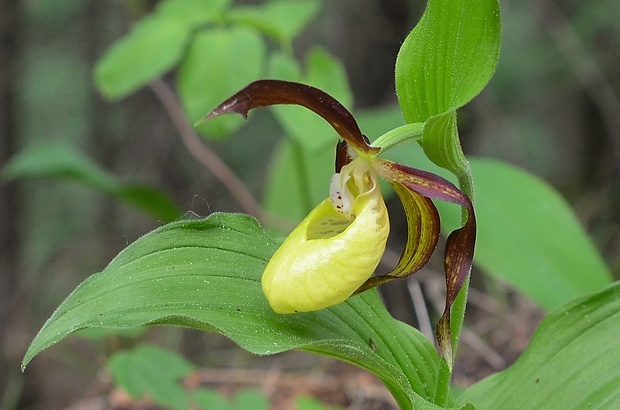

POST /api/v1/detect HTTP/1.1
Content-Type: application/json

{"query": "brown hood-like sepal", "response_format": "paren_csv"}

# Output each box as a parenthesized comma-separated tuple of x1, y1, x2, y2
(204, 80, 379, 155)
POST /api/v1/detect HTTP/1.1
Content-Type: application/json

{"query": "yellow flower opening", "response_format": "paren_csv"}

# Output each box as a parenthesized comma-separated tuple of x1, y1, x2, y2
(262, 158, 390, 313)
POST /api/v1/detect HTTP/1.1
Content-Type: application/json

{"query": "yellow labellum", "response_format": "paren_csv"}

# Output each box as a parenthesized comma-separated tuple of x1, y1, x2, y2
(262, 159, 389, 313)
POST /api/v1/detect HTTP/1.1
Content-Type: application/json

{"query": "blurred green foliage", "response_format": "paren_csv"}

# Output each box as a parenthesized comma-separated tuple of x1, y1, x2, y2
(108, 344, 341, 410)
(3, 0, 620, 408)
(2, 143, 182, 222)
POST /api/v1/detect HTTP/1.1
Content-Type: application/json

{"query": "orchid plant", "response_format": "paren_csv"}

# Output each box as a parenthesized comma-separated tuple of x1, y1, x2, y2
(19, 0, 620, 409)
(204, 79, 475, 366)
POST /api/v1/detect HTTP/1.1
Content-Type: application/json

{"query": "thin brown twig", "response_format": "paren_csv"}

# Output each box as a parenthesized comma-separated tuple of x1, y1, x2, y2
(149, 78, 265, 221)
(381, 246, 437, 343)
(459, 327, 507, 370)
(407, 278, 435, 343)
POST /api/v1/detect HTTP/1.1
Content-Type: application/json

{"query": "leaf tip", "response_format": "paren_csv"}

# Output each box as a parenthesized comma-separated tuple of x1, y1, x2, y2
(21, 348, 36, 372)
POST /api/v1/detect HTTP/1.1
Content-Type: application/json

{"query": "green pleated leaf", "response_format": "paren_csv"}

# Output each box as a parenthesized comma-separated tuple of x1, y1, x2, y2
(227, 0, 321, 44)
(22, 213, 469, 410)
(437, 158, 612, 310)
(395, 0, 500, 177)
(1, 143, 181, 222)
(395, 0, 501, 121)
(459, 281, 620, 409)
(177, 27, 266, 138)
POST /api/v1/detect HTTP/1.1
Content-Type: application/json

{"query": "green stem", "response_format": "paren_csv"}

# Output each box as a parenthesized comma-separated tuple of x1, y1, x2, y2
(433, 358, 454, 406)
(433, 167, 475, 406)
(372, 122, 424, 152)
(457, 166, 476, 208)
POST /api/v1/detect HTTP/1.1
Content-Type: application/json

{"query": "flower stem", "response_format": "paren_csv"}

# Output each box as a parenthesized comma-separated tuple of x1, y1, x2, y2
(372, 122, 424, 153)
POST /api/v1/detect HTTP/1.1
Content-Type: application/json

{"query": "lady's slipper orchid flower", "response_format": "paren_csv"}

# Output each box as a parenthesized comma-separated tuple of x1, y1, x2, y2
(204, 80, 476, 364)
(263, 154, 389, 314)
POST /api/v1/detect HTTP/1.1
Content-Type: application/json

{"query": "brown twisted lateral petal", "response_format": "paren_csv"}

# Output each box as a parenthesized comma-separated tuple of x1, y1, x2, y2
(372, 159, 476, 365)
(204, 80, 379, 155)
(355, 180, 440, 292)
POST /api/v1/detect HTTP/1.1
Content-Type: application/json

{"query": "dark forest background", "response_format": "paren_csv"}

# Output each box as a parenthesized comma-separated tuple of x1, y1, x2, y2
(1, 0, 619, 408)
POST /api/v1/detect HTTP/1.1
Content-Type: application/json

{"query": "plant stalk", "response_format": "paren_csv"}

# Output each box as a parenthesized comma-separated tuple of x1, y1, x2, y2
(433, 166, 475, 406)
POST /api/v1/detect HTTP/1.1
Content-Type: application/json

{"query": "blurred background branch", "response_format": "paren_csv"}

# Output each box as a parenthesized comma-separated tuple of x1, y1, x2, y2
(149, 78, 264, 221)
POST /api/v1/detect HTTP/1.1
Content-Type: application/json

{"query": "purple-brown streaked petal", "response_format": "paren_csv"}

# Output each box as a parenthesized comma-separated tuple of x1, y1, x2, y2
(355, 181, 440, 293)
(437, 205, 477, 365)
(204, 80, 378, 155)
(374, 159, 476, 365)
(335, 140, 353, 173)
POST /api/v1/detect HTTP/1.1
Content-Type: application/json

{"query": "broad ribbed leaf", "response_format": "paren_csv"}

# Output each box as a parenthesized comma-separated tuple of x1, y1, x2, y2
(395, 0, 500, 178)
(459, 281, 620, 409)
(395, 0, 500, 121)
(22, 213, 465, 410)
(437, 158, 612, 310)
